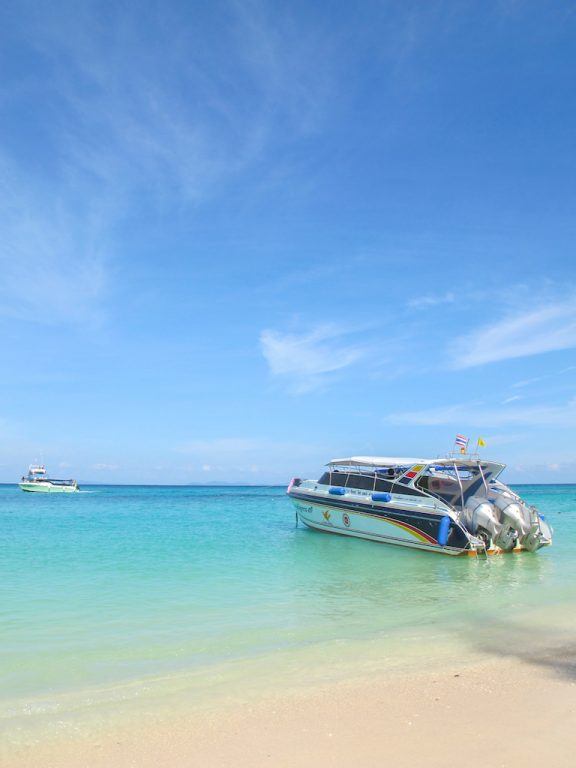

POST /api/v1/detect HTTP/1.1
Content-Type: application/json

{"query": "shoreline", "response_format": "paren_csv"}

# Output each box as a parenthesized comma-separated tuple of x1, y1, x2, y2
(3, 647, 575, 768)
(3, 600, 576, 767)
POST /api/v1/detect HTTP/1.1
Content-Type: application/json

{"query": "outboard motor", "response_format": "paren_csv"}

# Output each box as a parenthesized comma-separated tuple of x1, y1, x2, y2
(521, 512, 553, 552)
(492, 495, 531, 551)
(489, 486, 553, 552)
(462, 496, 501, 546)
(494, 523, 519, 551)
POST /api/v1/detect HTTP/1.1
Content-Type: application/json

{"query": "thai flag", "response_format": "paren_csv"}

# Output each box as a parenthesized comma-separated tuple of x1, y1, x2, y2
(455, 434, 469, 449)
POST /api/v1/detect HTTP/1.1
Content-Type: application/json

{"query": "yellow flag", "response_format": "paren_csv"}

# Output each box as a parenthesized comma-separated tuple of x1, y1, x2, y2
(477, 437, 486, 448)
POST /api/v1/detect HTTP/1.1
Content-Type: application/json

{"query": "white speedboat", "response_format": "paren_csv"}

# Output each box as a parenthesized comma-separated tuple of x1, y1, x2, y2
(288, 455, 552, 556)
(19, 464, 79, 493)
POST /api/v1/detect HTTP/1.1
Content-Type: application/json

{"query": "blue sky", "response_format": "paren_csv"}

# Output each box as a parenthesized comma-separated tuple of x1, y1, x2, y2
(1, 0, 576, 484)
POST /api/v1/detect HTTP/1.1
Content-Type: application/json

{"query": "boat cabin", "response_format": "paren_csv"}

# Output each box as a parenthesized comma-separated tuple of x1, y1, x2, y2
(320, 456, 505, 510)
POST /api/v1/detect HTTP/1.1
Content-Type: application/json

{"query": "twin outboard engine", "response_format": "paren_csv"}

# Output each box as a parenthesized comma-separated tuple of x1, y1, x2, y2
(463, 490, 552, 552)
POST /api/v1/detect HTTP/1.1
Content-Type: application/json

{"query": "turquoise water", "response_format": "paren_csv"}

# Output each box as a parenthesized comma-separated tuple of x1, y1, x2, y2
(1, 483, 575, 737)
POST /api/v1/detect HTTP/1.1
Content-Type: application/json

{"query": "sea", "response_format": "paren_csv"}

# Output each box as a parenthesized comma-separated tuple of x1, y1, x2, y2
(1, 483, 575, 746)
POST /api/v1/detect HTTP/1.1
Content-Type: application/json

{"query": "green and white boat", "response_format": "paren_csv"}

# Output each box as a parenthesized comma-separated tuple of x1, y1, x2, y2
(19, 464, 79, 493)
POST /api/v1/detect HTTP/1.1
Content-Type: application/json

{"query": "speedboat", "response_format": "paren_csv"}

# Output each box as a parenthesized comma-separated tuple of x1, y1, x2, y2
(288, 455, 552, 556)
(19, 464, 79, 493)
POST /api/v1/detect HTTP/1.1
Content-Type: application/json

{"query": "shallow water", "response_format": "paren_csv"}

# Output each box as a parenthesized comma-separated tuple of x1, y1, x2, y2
(1, 483, 575, 738)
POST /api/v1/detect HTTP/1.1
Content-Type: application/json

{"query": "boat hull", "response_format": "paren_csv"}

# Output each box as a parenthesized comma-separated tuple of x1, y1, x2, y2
(290, 494, 470, 555)
(19, 482, 78, 493)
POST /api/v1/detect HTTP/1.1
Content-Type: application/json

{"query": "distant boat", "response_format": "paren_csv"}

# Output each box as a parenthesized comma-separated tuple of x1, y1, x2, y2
(19, 464, 79, 493)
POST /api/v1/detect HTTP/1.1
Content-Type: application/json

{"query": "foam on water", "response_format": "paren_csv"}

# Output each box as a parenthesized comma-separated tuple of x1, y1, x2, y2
(1, 483, 575, 741)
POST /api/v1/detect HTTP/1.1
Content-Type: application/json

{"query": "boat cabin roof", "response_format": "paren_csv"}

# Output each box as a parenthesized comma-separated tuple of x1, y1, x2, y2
(328, 456, 430, 467)
(327, 455, 505, 474)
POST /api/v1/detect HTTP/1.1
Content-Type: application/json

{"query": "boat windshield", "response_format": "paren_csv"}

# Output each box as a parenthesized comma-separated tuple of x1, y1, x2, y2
(415, 463, 495, 508)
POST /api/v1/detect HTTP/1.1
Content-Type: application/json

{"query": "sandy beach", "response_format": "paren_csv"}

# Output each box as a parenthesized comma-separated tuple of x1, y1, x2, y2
(4, 647, 575, 768)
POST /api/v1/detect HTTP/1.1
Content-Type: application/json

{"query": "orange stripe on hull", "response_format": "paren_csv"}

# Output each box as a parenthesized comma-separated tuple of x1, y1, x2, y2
(382, 516, 437, 545)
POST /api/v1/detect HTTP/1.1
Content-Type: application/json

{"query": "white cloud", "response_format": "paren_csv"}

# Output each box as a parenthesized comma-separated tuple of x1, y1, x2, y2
(179, 438, 264, 454)
(260, 324, 365, 392)
(508, 460, 576, 479)
(92, 463, 119, 471)
(501, 395, 522, 404)
(512, 365, 576, 389)
(177, 435, 327, 472)
(451, 299, 576, 368)
(385, 397, 576, 428)
(408, 291, 455, 309)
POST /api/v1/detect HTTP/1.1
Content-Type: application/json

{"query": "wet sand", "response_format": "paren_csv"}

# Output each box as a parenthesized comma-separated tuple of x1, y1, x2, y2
(4, 649, 575, 768)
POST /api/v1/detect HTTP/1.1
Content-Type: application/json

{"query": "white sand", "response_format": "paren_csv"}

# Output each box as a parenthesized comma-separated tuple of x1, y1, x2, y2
(4, 652, 575, 768)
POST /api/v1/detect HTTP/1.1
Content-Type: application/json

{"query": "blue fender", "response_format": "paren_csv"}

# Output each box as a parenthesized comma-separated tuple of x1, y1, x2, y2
(329, 487, 346, 495)
(372, 492, 392, 502)
(437, 516, 452, 546)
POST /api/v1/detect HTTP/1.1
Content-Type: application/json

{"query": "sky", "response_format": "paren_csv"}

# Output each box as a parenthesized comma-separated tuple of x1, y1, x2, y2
(1, 0, 576, 484)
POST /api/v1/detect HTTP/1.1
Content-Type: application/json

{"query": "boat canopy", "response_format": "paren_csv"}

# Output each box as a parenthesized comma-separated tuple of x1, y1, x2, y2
(328, 456, 432, 468)
(327, 456, 506, 474)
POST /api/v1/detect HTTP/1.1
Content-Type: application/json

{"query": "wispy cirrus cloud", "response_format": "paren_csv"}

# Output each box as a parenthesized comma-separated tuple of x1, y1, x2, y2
(501, 395, 522, 404)
(176, 435, 326, 480)
(512, 365, 576, 389)
(408, 291, 455, 309)
(385, 397, 576, 428)
(0, 154, 108, 325)
(451, 299, 576, 368)
(260, 324, 366, 393)
(92, 463, 119, 471)
(14, 1, 336, 204)
(1, 2, 338, 325)
(178, 437, 266, 455)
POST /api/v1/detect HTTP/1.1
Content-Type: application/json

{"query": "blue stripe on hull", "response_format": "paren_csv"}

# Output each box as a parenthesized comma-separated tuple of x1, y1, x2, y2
(290, 489, 443, 523)
(290, 491, 471, 554)
(298, 516, 465, 555)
